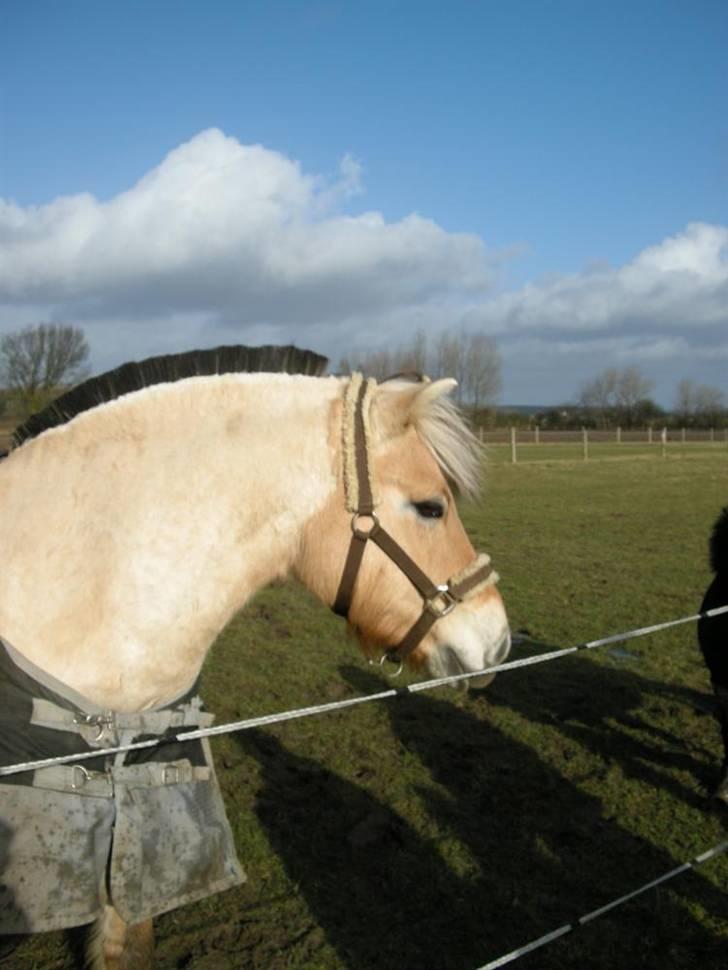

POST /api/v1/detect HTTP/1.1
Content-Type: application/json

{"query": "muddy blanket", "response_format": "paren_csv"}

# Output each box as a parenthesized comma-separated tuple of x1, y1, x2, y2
(0, 638, 245, 933)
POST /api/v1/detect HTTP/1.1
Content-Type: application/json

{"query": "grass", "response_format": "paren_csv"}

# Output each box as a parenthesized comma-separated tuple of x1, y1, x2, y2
(7, 451, 728, 969)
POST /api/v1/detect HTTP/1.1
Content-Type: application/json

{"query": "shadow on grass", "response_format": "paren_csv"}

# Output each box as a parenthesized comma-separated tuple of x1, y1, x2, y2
(239, 660, 727, 970)
(481, 639, 724, 805)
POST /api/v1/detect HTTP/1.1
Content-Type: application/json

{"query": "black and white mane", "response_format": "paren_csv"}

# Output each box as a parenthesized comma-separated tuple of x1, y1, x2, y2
(12, 344, 328, 448)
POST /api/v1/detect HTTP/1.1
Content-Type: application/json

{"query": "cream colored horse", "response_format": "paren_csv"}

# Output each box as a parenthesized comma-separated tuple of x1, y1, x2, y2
(0, 367, 509, 968)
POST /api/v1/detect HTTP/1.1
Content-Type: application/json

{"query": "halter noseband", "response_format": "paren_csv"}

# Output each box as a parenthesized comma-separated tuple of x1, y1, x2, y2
(332, 374, 498, 666)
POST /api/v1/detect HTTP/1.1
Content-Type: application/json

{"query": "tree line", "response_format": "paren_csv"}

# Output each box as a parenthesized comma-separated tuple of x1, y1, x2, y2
(0, 324, 724, 430)
(338, 329, 502, 412)
(536, 366, 727, 430)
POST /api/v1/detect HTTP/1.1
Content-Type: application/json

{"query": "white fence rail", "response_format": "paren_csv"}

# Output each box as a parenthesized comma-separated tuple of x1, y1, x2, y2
(481, 427, 727, 445)
(479, 426, 727, 462)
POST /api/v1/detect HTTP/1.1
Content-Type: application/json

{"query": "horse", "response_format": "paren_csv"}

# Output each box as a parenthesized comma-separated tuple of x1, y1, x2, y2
(0, 345, 510, 969)
(698, 506, 728, 803)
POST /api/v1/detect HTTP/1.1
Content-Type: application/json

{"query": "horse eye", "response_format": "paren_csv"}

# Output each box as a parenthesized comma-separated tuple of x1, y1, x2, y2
(413, 500, 445, 520)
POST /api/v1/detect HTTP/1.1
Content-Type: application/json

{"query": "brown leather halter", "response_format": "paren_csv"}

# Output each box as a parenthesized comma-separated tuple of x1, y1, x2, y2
(332, 375, 497, 666)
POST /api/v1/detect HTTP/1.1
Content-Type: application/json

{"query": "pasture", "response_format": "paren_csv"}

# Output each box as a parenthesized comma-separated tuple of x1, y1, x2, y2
(8, 449, 728, 969)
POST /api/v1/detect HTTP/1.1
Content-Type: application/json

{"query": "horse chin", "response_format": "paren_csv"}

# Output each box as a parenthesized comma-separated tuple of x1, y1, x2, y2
(426, 628, 511, 691)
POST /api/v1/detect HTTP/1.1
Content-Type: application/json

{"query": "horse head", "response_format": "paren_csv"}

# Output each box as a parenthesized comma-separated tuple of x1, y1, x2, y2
(297, 375, 510, 686)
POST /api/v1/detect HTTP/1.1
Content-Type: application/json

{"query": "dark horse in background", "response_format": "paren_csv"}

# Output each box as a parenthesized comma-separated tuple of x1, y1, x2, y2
(698, 506, 728, 803)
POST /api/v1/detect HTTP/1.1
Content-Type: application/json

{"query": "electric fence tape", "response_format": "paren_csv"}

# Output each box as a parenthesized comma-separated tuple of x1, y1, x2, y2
(475, 840, 728, 970)
(1, 604, 726, 778)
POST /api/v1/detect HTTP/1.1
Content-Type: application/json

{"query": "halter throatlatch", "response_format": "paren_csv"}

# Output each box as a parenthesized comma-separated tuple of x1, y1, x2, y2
(333, 374, 498, 665)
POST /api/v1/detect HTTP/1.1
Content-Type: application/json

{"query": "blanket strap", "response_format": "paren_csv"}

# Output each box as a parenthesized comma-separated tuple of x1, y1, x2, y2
(30, 696, 215, 748)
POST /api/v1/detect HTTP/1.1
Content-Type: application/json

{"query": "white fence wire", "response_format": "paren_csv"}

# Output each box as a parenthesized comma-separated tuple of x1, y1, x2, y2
(1, 604, 727, 778)
(476, 840, 728, 970)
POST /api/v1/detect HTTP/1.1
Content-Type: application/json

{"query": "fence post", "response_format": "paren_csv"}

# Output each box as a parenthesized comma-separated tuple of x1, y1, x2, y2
(510, 427, 517, 464)
(648, 426, 653, 445)
(582, 428, 588, 461)
(616, 426, 621, 444)
(661, 427, 667, 459)
(682, 427, 686, 444)
(711, 428, 715, 442)
(535, 426, 540, 445)
(479, 427, 484, 443)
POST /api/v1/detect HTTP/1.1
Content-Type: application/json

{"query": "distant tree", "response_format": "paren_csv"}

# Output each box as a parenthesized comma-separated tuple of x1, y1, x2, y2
(0, 323, 90, 415)
(693, 384, 725, 427)
(632, 397, 665, 427)
(578, 368, 619, 427)
(464, 333, 501, 411)
(674, 379, 695, 425)
(674, 379, 725, 427)
(614, 367, 654, 426)
(337, 328, 502, 413)
(433, 331, 467, 402)
(397, 329, 429, 376)
(578, 366, 654, 428)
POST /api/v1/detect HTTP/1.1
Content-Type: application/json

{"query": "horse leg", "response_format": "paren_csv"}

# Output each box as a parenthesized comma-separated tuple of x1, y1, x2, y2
(85, 906, 154, 969)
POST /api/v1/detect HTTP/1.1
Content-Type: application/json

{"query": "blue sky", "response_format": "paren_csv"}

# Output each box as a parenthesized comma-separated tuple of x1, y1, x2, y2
(1, 0, 727, 405)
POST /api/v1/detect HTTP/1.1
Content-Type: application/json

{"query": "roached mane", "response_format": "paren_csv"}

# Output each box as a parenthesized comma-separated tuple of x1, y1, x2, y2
(12, 344, 328, 448)
(407, 385, 483, 500)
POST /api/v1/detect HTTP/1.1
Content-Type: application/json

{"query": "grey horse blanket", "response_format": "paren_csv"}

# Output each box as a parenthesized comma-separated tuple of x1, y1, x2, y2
(0, 637, 245, 933)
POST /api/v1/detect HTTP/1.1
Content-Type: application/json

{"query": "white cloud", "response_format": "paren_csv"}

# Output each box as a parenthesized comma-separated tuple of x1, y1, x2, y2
(1, 130, 726, 403)
(463, 222, 728, 347)
(0, 128, 493, 336)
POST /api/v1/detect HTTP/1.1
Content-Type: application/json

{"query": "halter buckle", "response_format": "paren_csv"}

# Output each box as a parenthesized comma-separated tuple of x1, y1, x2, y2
(425, 584, 458, 618)
(351, 511, 380, 539)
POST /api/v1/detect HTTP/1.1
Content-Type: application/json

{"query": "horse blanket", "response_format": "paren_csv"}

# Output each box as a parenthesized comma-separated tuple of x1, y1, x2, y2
(0, 637, 245, 933)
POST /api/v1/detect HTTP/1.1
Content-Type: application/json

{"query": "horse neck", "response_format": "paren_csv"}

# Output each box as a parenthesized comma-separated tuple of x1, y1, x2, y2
(0, 375, 342, 710)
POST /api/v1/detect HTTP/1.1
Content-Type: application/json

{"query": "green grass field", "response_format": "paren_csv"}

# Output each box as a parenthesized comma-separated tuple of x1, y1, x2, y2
(9, 450, 728, 969)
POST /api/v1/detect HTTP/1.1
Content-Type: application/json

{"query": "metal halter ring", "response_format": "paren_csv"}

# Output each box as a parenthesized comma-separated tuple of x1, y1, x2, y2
(351, 511, 381, 540)
(425, 585, 458, 618)
(368, 652, 403, 678)
(73, 712, 112, 741)
(71, 765, 91, 790)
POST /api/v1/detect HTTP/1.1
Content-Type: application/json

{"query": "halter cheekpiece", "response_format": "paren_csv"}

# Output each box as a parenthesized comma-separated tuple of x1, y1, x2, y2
(333, 374, 498, 666)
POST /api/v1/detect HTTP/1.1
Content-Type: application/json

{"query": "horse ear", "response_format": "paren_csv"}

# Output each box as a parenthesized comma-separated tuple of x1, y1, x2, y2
(372, 378, 458, 438)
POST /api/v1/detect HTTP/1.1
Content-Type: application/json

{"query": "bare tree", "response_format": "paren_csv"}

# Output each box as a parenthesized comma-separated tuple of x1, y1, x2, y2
(344, 348, 394, 381)
(464, 333, 501, 410)
(674, 379, 725, 427)
(674, 378, 695, 425)
(614, 367, 654, 426)
(0, 324, 90, 414)
(578, 366, 654, 428)
(433, 332, 468, 402)
(693, 384, 725, 427)
(337, 328, 502, 411)
(397, 329, 429, 376)
(578, 368, 619, 427)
